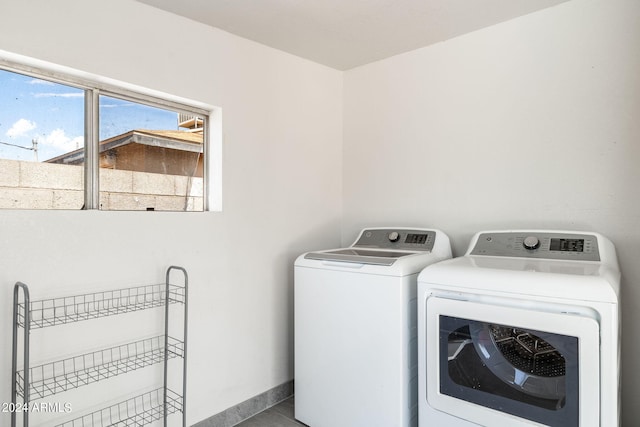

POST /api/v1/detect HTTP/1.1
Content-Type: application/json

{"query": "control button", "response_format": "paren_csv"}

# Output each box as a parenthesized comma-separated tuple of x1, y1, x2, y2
(523, 236, 540, 250)
(388, 231, 400, 242)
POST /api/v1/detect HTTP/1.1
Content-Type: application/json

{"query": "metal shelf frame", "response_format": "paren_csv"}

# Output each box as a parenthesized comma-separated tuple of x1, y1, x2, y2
(53, 387, 183, 427)
(16, 335, 184, 400)
(15, 283, 185, 330)
(11, 266, 188, 427)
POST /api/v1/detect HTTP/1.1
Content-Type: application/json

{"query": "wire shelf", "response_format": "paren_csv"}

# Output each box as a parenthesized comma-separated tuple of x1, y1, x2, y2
(16, 284, 186, 329)
(54, 387, 183, 427)
(11, 266, 189, 427)
(16, 336, 184, 400)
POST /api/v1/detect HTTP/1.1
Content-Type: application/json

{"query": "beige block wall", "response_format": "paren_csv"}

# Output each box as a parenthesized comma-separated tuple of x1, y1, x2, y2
(0, 159, 203, 211)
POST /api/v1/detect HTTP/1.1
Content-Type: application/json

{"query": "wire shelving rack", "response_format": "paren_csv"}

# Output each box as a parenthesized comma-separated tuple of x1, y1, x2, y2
(15, 284, 185, 329)
(54, 388, 183, 427)
(11, 266, 188, 427)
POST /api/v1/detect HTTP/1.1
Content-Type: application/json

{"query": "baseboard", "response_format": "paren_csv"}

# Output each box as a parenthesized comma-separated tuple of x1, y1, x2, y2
(192, 380, 294, 427)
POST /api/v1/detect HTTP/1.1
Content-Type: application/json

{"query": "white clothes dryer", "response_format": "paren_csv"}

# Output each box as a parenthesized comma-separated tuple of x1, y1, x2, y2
(295, 227, 452, 427)
(417, 230, 620, 427)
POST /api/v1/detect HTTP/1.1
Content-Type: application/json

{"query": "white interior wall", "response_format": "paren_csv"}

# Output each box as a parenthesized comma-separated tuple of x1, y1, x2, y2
(343, 0, 640, 424)
(2, 0, 639, 425)
(0, 0, 343, 425)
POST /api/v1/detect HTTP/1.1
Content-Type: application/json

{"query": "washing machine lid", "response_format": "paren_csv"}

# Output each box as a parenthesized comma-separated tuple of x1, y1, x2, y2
(298, 228, 452, 275)
(304, 248, 418, 266)
(305, 228, 442, 266)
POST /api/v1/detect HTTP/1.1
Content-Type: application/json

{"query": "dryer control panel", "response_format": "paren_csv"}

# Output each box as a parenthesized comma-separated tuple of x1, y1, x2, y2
(354, 228, 436, 252)
(470, 232, 600, 261)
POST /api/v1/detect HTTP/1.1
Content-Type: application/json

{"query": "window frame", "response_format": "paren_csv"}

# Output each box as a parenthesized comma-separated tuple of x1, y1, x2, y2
(0, 51, 219, 212)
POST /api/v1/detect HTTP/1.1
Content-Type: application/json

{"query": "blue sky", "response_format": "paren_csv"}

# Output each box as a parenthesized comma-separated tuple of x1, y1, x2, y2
(0, 68, 178, 162)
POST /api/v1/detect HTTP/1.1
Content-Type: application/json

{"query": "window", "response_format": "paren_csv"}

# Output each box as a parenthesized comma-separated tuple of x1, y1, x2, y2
(0, 69, 85, 209)
(0, 60, 213, 211)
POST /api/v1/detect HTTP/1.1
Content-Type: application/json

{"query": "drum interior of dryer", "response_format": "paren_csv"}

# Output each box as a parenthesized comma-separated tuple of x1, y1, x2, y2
(469, 322, 567, 400)
(439, 315, 579, 426)
(486, 325, 566, 377)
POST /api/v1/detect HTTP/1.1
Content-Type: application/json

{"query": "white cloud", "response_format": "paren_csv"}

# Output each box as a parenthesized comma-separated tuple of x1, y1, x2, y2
(6, 118, 37, 138)
(100, 103, 135, 108)
(33, 92, 83, 98)
(28, 79, 55, 86)
(42, 129, 84, 153)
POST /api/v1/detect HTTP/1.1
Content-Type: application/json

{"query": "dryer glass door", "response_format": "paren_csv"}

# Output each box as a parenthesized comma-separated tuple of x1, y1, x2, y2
(425, 297, 600, 427)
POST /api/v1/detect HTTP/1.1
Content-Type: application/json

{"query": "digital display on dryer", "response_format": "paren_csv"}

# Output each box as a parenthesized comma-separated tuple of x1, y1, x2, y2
(550, 239, 584, 252)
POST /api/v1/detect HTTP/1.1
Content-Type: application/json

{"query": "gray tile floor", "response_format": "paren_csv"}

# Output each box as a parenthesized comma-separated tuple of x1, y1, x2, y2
(235, 397, 306, 427)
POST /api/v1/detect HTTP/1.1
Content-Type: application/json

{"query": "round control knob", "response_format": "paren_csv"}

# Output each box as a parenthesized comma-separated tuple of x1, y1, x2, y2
(523, 236, 540, 250)
(388, 231, 400, 242)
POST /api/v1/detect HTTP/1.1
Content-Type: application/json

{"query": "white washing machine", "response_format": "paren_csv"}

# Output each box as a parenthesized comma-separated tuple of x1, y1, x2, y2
(295, 227, 452, 427)
(417, 230, 621, 427)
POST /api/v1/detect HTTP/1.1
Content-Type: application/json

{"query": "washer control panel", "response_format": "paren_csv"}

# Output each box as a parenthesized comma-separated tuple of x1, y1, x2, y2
(353, 228, 436, 251)
(470, 232, 600, 261)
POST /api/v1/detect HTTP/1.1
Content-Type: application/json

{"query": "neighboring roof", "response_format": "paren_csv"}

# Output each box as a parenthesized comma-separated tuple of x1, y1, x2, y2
(46, 129, 203, 164)
(134, 129, 203, 145)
